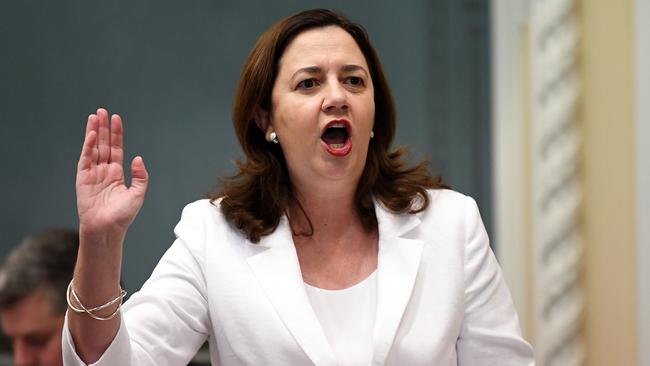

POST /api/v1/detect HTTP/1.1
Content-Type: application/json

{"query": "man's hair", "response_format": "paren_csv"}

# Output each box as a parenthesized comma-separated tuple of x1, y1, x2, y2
(0, 228, 78, 314)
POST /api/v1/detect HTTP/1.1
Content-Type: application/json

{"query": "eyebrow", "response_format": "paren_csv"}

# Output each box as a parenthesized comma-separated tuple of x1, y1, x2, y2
(290, 64, 369, 80)
(340, 64, 368, 76)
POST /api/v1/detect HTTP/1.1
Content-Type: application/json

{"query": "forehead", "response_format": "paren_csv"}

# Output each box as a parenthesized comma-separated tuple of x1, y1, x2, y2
(0, 291, 60, 335)
(278, 26, 369, 73)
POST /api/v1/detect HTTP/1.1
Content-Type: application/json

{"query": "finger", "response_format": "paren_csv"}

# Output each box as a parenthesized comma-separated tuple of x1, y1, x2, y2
(109, 114, 124, 166)
(97, 108, 110, 164)
(130, 156, 149, 196)
(85, 113, 98, 138)
(78, 115, 99, 171)
(78, 130, 98, 172)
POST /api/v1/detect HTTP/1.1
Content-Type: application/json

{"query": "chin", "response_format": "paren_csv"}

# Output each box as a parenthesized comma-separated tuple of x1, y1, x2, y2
(320, 159, 364, 181)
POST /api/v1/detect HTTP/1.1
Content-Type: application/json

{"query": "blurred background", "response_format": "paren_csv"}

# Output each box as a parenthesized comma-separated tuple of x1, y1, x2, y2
(0, 0, 647, 365)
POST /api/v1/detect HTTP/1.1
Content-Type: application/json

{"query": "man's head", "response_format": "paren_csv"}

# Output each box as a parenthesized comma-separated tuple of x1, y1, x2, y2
(0, 229, 78, 366)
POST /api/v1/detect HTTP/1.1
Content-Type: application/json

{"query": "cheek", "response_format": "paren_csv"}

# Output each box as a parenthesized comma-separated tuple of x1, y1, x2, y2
(273, 104, 320, 142)
(354, 99, 375, 133)
(365, 96, 376, 123)
(42, 334, 63, 366)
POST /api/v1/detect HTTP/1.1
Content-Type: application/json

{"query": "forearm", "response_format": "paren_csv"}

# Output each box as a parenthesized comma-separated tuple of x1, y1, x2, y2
(70, 108, 149, 363)
(68, 229, 125, 363)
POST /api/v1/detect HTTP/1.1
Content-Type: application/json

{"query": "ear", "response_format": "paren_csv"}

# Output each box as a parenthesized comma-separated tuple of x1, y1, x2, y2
(255, 108, 271, 132)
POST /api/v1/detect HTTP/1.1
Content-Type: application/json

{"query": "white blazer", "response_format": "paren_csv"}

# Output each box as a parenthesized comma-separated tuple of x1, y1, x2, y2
(63, 189, 534, 366)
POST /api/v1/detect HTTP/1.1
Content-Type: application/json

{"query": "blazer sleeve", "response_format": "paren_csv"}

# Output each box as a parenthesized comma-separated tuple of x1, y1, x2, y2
(455, 196, 535, 366)
(63, 202, 212, 366)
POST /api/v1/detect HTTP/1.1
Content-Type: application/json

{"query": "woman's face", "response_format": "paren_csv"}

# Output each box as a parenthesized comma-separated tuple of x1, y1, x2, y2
(267, 26, 375, 196)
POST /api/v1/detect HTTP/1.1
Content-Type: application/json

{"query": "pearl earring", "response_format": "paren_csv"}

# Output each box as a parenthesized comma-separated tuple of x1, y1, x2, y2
(370, 130, 374, 139)
(268, 131, 279, 144)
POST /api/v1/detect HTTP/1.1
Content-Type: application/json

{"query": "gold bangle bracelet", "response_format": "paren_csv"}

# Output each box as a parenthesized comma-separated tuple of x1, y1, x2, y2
(66, 280, 127, 321)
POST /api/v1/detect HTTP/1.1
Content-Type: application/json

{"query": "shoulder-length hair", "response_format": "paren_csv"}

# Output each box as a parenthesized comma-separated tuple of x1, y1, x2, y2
(211, 9, 445, 243)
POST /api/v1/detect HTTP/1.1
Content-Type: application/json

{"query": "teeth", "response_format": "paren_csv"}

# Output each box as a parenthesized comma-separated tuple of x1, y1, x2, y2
(330, 143, 345, 148)
(329, 123, 346, 128)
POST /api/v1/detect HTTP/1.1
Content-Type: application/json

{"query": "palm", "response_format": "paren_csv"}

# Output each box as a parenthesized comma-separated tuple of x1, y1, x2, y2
(76, 109, 148, 235)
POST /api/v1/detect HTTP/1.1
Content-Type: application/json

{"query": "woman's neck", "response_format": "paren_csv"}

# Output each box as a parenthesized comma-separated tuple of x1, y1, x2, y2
(289, 184, 378, 289)
(289, 185, 361, 239)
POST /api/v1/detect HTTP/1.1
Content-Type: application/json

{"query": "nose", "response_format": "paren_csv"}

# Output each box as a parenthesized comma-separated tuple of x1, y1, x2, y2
(321, 80, 348, 113)
(13, 341, 36, 366)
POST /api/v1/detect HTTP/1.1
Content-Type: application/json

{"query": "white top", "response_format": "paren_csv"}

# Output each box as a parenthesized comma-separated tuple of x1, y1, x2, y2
(304, 271, 377, 366)
(62, 190, 535, 366)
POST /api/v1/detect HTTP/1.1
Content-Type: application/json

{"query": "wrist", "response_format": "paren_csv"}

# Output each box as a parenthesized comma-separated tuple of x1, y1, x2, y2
(79, 225, 127, 247)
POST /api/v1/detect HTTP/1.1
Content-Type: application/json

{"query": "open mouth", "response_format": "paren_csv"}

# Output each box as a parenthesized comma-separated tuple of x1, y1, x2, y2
(321, 120, 352, 156)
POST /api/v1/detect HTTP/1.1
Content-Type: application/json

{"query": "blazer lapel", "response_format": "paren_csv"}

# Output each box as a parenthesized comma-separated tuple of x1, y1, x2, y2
(372, 202, 424, 366)
(246, 216, 337, 366)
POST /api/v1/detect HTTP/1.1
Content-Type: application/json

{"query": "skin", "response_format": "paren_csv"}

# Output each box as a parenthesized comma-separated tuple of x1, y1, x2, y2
(259, 26, 378, 289)
(69, 109, 149, 363)
(1, 290, 65, 366)
(265, 25, 375, 194)
(68, 25, 378, 362)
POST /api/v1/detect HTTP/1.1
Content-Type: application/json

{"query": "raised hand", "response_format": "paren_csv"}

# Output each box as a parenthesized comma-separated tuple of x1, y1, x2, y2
(76, 108, 149, 238)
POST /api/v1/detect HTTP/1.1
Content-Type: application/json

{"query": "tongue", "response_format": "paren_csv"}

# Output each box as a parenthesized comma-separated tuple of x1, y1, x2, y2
(321, 128, 348, 145)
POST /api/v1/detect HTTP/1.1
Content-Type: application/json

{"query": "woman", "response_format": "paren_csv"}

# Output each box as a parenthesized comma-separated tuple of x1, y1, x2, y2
(63, 9, 534, 366)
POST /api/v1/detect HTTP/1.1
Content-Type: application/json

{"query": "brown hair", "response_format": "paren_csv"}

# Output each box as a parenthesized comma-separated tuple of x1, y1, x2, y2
(211, 9, 445, 243)
(0, 228, 78, 314)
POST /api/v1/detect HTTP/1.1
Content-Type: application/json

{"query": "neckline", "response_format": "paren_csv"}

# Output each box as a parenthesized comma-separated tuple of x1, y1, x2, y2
(304, 270, 377, 293)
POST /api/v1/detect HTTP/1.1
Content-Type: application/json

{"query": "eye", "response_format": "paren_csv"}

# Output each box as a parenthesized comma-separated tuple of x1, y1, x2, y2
(25, 334, 50, 348)
(345, 76, 364, 87)
(297, 79, 318, 90)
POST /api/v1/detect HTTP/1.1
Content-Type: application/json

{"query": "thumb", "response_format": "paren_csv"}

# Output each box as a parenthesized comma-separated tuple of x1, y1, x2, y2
(130, 156, 149, 194)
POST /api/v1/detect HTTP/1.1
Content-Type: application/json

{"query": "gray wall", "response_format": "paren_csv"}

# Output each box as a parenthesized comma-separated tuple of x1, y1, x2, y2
(0, 0, 491, 292)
